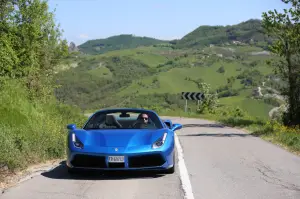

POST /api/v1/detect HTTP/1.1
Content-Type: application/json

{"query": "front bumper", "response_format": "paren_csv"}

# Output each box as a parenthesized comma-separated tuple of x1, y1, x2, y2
(66, 151, 174, 171)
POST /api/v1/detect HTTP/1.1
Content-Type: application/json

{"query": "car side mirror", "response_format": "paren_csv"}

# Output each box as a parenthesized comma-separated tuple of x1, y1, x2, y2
(164, 119, 173, 129)
(67, 124, 76, 130)
(171, 123, 182, 131)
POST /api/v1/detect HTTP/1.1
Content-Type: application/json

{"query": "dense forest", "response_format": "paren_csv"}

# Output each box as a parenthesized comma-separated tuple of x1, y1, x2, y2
(78, 34, 169, 55)
(176, 19, 272, 49)
(76, 19, 272, 56)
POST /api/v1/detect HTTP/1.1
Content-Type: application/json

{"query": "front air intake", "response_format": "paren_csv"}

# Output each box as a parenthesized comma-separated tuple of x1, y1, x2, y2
(71, 154, 107, 168)
(128, 154, 165, 168)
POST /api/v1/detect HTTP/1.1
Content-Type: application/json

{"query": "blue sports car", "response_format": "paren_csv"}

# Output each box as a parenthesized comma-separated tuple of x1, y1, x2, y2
(66, 108, 182, 174)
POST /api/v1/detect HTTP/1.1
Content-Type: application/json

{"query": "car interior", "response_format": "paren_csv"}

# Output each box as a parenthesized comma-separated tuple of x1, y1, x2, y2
(84, 111, 162, 129)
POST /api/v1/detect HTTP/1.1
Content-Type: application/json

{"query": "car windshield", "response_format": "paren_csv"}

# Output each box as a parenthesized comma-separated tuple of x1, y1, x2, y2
(83, 110, 163, 130)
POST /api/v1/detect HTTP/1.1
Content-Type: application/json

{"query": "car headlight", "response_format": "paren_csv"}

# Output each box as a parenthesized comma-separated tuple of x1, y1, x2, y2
(72, 133, 84, 149)
(152, 132, 167, 149)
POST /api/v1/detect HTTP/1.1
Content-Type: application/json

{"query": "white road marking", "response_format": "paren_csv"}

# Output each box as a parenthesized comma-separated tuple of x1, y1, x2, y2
(175, 132, 195, 199)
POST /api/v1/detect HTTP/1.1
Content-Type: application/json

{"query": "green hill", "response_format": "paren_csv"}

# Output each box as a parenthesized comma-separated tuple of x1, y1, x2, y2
(54, 41, 280, 120)
(176, 19, 272, 49)
(53, 19, 284, 120)
(78, 34, 169, 55)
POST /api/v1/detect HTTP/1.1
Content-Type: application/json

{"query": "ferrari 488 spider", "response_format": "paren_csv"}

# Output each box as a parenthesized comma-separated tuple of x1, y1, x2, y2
(66, 108, 182, 174)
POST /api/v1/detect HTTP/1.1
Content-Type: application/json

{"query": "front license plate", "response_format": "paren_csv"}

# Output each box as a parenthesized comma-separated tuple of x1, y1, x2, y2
(108, 156, 125, 163)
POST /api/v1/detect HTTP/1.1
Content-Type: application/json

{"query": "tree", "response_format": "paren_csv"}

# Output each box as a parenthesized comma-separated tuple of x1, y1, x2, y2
(217, 66, 225, 73)
(0, 0, 68, 96)
(262, 0, 300, 127)
(227, 76, 236, 88)
(0, 0, 19, 81)
(196, 82, 219, 114)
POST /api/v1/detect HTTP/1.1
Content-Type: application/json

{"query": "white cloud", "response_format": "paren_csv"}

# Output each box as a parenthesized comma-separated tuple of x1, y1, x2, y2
(78, 34, 89, 39)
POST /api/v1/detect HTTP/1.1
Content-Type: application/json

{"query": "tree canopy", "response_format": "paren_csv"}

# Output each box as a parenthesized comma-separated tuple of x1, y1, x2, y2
(0, 0, 68, 86)
(262, 0, 300, 126)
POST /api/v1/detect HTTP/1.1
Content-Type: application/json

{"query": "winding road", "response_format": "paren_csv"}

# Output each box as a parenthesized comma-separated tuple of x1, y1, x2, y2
(1, 117, 300, 199)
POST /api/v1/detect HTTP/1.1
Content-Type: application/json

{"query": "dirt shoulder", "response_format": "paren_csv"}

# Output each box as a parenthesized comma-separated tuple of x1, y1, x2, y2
(0, 159, 64, 193)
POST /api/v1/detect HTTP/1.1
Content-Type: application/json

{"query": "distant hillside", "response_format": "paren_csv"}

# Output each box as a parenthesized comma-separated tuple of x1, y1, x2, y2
(78, 34, 169, 55)
(78, 20, 272, 55)
(176, 19, 272, 49)
(54, 18, 284, 120)
(54, 42, 281, 120)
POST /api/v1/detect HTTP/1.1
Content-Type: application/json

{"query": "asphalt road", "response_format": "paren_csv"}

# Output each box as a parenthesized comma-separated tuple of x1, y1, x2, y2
(1, 117, 300, 199)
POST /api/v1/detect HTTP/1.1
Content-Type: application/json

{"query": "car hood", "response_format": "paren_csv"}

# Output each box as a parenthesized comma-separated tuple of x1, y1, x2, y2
(72, 129, 166, 148)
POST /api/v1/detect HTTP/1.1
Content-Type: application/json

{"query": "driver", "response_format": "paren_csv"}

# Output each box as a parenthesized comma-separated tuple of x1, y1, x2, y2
(138, 113, 149, 124)
(133, 113, 151, 128)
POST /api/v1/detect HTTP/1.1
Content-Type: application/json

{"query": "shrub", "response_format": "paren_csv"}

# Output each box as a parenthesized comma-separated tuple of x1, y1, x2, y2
(196, 83, 219, 114)
(0, 80, 85, 172)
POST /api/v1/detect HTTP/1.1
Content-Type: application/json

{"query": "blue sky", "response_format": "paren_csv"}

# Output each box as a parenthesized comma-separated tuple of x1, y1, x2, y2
(47, 0, 289, 45)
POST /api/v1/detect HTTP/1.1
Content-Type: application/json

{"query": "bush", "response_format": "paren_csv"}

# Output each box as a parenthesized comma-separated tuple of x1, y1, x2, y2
(0, 80, 85, 172)
(196, 83, 219, 114)
(217, 86, 239, 97)
(217, 66, 225, 73)
(263, 97, 281, 107)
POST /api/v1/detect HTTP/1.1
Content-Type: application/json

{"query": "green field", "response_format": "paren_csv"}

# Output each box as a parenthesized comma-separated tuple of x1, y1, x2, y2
(52, 19, 285, 120)
(55, 41, 280, 120)
(219, 96, 273, 119)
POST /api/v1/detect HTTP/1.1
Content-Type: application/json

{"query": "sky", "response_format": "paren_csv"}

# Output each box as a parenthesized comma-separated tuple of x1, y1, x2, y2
(47, 0, 290, 45)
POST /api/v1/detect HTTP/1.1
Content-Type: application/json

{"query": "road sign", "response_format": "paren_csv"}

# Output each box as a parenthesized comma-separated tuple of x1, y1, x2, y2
(181, 92, 205, 112)
(181, 92, 205, 100)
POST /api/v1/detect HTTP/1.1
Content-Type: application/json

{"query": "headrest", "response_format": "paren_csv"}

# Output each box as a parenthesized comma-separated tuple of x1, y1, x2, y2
(105, 115, 116, 125)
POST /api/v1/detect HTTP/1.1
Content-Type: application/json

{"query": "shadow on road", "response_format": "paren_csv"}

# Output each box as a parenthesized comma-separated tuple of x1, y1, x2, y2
(181, 133, 254, 137)
(41, 161, 165, 181)
(182, 123, 225, 128)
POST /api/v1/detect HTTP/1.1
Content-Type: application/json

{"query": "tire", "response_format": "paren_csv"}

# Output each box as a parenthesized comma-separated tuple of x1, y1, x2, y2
(164, 152, 175, 174)
(165, 165, 175, 174)
(67, 167, 79, 174)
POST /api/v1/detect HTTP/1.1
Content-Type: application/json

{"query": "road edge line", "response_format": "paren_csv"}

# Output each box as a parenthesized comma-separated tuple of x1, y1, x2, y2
(175, 133, 195, 199)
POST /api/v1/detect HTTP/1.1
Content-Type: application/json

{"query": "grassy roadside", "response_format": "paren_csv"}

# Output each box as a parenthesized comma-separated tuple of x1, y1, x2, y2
(0, 80, 86, 182)
(159, 108, 300, 156)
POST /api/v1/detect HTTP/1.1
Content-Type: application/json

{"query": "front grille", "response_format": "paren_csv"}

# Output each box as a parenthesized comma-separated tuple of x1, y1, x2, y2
(71, 154, 107, 168)
(128, 154, 165, 168)
(108, 163, 125, 168)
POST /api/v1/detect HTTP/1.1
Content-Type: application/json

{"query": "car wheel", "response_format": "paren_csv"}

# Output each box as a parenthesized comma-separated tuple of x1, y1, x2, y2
(165, 165, 175, 174)
(67, 167, 78, 174)
(164, 152, 175, 174)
